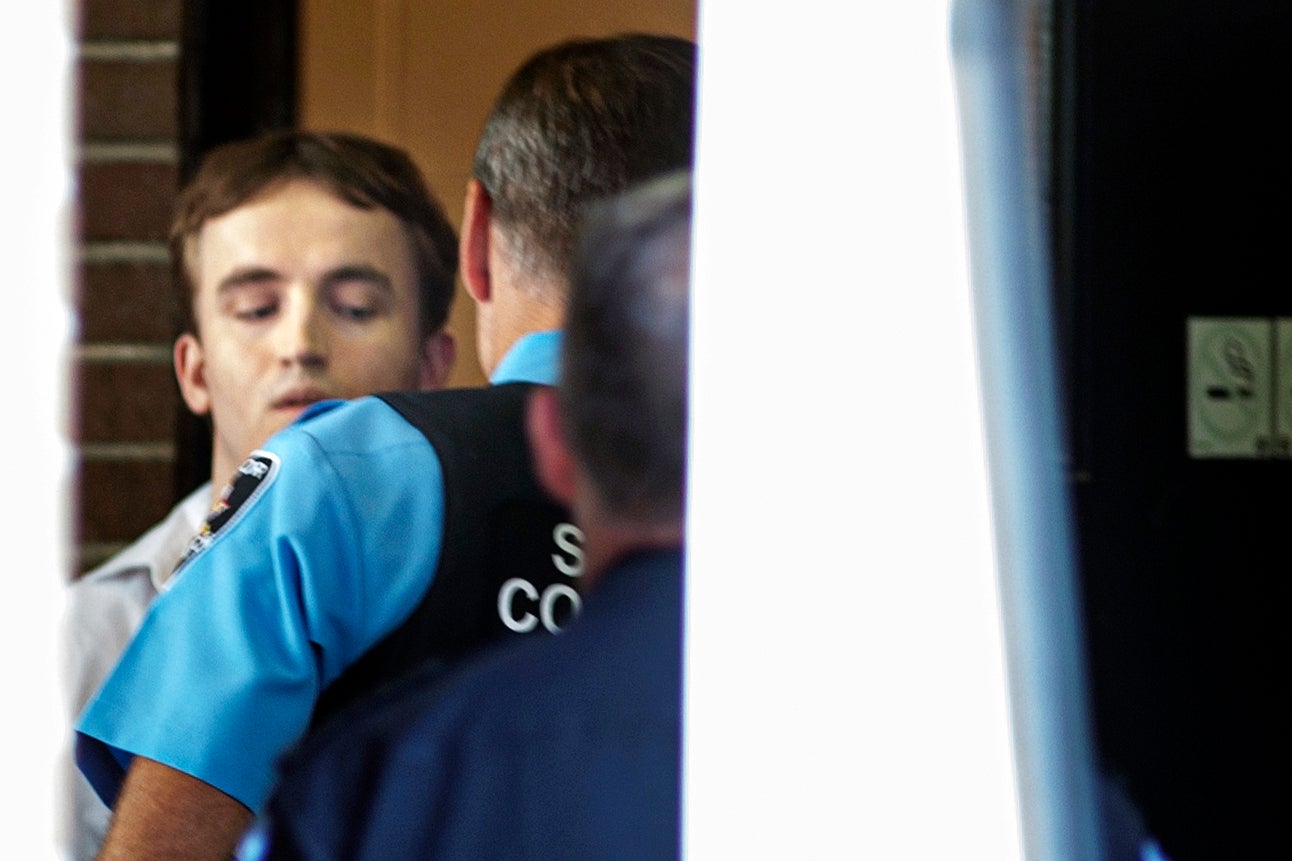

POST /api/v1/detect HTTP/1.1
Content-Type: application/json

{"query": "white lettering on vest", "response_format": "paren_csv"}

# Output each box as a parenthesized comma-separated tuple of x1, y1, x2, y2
(498, 577, 540, 633)
(552, 522, 585, 577)
(540, 583, 582, 632)
(497, 522, 586, 634)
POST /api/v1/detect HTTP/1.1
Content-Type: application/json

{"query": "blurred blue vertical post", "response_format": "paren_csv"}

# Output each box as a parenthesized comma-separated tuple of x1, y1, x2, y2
(950, 2, 1102, 859)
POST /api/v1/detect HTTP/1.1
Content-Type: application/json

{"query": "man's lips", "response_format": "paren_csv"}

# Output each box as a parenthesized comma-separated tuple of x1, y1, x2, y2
(270, 388, 335, 411)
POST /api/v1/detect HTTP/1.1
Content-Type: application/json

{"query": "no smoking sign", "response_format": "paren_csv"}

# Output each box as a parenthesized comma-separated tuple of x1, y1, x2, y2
(1188, 317, 1292, 458)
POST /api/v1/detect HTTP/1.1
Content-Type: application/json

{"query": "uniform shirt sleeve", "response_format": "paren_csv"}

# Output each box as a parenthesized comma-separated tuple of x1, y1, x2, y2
(74, 397, 446, 813)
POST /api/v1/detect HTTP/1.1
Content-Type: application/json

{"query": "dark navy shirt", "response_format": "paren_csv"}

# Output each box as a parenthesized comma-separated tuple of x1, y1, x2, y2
(249, 548, 683, 861)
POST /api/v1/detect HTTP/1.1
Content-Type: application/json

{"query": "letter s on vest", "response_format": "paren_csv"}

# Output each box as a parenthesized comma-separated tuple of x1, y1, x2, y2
(552, 522, 584, 577)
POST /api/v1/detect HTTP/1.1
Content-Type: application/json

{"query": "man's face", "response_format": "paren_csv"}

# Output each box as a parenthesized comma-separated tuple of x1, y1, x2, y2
(175, 179, 451, 482)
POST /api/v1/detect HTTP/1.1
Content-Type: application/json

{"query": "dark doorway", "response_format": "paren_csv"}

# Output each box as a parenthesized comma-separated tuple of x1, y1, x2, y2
(173, 0, 297, 499)
(1057, 1, 1291, 857)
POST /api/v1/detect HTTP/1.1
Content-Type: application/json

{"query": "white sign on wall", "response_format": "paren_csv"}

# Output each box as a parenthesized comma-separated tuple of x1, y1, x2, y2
(1187, 317, 1291, 458)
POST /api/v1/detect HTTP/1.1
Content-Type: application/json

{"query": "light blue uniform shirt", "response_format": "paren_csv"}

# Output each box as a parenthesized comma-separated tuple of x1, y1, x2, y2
(76, 332, 562, 812)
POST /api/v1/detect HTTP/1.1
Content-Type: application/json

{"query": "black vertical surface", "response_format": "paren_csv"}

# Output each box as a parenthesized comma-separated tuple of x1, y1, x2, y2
(1061, 1, 1291, 857)
(179, 0, 297, 181)
(173, 0, 297, 499)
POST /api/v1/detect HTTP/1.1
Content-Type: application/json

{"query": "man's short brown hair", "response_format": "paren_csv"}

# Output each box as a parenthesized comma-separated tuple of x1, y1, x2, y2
(171, 131, 457, 338)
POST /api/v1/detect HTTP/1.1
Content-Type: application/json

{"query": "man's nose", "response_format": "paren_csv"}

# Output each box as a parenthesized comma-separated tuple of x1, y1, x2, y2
(277, 295, 329, 369)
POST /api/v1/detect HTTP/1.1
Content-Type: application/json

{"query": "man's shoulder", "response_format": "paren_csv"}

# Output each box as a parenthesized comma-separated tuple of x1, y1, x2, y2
(379, 590, 659, 744)
(274, 386, 543, 460)
(270, 554, 682, 855)
(432, 552, 682, 723)
(432, 551, 686, 733)
(275, 393, 510, 455)
(304, 620, 583, 765)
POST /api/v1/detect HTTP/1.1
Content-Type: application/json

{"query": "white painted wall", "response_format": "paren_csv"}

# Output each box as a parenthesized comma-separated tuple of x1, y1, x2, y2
(685, 3, 1022, 856)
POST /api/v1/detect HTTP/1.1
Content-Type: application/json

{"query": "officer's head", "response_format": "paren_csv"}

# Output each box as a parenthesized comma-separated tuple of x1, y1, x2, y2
(527, 171, 692, 549)
(461, 34, 697, 376)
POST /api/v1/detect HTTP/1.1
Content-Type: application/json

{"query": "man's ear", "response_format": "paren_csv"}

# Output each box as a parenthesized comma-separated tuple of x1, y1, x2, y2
(417, 330, 456, 390)
(173, 332, 212, 416)
(526, 387, 577, 506)
(460, 179, 493, 305)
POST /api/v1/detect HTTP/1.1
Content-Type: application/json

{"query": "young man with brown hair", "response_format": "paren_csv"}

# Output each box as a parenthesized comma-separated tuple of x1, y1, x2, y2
(65, 130, 458, 860)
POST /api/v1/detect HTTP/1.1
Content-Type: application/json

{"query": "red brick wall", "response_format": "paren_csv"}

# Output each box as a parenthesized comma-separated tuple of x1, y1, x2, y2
(73, 0, 184, 576)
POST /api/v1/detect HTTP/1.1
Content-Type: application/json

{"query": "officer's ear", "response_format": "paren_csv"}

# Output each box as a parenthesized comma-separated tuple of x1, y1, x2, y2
(526, 386, 576, 506)
(460, 179, 492, 305)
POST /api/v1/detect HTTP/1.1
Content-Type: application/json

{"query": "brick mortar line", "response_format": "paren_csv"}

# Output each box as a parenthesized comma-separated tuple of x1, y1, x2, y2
(78, 441, 177, 461)
(80, 241, 169, 264)
(80, 142, 179, 164)
(79, 40, 179, 62)
(75, 343, 173, 363)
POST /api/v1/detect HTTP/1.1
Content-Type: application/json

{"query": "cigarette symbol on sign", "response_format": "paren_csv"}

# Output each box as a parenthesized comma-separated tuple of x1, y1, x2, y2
(1224, 338, 1254, 381)
(1199, 329, 1263, 444)
(1204, 340, 1256, 401)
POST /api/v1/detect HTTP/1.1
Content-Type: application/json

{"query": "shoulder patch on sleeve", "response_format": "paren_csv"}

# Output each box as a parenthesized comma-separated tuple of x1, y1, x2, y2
(170, 452, 281, 581)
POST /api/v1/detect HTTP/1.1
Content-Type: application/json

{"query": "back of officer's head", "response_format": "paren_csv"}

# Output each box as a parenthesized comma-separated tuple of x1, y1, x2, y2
(472, 34, 696, 300)
(561, 171, 692, 527)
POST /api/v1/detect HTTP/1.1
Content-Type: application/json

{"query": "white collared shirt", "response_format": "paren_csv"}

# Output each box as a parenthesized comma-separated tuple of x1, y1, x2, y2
(62, 482, 211, 860)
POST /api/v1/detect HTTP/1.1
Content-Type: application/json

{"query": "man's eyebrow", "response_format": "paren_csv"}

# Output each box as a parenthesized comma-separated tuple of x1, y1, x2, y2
(216, 267, 280, 292)
(215, 265, 395, 294)
(321, 265, 394, 292)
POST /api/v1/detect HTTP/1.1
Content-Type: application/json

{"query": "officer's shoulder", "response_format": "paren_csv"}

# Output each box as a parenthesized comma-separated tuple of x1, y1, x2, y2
(279, 396, 424, 451)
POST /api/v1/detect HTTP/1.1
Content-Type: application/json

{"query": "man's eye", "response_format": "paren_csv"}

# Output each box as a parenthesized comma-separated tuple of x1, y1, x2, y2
(334, 303, 378, 321)
(235, 304, 276, 321)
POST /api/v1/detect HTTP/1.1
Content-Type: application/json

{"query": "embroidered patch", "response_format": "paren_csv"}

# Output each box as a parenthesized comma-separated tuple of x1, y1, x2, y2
(171, 451, 281, 579)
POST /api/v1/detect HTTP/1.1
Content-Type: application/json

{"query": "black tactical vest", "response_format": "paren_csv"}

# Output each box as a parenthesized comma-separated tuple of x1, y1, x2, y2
(310, 383, 581, 729)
